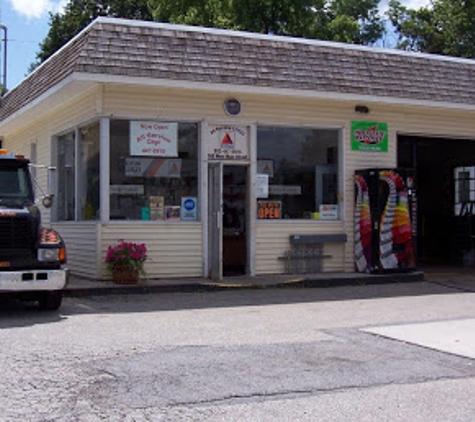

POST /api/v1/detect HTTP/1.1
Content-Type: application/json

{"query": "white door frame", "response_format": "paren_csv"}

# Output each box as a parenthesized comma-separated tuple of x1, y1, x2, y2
(202, 121, 256, 279)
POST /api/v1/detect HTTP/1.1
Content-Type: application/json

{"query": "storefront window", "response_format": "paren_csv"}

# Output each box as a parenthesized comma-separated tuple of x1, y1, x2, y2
(56, 132, 75, 221)
(257, 126, 339, 220)
(55, 122, 100, 221)
(454, 166, 475, 215)
(109, 120, 199, 221)
(78, 122, 100, 220)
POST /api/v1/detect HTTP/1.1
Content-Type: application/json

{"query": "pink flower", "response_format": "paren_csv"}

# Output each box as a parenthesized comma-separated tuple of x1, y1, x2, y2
(104, 239, 148, 273)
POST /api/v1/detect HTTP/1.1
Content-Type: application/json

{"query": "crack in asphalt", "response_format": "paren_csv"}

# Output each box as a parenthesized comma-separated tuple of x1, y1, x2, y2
(166, 374, 475, 409)
(427, 279, 475, 293)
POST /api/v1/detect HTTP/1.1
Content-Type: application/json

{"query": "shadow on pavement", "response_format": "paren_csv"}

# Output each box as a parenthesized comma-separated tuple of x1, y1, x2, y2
(0, 297, 66, 327)
(57, 279, 472, 316)
(2, 265, 475, 322)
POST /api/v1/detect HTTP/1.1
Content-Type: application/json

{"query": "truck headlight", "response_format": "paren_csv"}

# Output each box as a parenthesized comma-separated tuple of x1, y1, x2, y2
(38, 248, 60, 262)
(39, 228, 67, 263)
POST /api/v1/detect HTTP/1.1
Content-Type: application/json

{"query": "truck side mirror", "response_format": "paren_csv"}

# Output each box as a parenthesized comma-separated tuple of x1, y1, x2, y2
(42, 167, 56, 208)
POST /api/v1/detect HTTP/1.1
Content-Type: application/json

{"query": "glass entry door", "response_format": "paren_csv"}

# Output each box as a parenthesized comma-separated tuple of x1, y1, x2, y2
(208, 163, 248, 279)
(222, 165, 248, 277)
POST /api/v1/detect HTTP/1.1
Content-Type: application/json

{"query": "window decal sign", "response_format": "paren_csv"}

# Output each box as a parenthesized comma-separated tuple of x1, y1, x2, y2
(258, 201, 281, 219)
(319, 204, 339, 220)
(269, 185, 301, 195)
(125, 158, 181, 178)
(207, 125, 249, 161)
(110, 185, 145, 195)
(256, 174, 269, 198)
(257, 160, 274, 177)
(149, 196, 165, 220)
(351, 121, 388, 152)
(181, 197, 197, 221)
(130, 121, 178, 157)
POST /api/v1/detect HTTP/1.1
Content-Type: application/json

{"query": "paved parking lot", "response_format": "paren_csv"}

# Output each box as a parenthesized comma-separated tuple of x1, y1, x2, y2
(2, 279, 475, 420)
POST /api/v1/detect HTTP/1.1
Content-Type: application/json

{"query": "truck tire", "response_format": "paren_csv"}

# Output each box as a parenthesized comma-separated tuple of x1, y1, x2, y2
(38, 291, 63, 311)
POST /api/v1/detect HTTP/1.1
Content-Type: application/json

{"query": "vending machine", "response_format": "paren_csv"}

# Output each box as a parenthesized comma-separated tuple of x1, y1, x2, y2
(354, 168, 417, 273)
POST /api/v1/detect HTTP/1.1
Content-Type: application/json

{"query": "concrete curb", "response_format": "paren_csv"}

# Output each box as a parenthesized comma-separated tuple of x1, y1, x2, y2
(64, 271, 425, 297)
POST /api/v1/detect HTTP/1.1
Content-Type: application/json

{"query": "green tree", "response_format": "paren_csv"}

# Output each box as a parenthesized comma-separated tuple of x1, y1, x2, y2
(388, 0, 475, 58)
(150, 0, 229, 28)
(328, 0, 384, 44)
(35, 0, 153, 65)
(149, 0, 384, 44)
(228, 0, 326, 37)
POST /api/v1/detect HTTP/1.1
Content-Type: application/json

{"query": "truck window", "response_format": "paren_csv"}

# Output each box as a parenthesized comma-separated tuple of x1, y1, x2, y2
(0, 166, 32, 198)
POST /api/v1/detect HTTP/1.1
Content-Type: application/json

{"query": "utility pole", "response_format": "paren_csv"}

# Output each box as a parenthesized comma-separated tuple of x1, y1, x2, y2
(0, 23, 7, 94)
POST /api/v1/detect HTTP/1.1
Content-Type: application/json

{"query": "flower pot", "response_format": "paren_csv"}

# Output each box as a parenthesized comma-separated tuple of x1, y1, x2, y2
(111, 265, 139, 285)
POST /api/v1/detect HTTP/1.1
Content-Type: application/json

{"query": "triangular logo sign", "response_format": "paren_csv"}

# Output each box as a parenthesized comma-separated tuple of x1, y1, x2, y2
(221, 132, 234, 149)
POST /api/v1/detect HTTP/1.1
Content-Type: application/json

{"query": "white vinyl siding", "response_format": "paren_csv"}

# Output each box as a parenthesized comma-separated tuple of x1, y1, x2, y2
(100, 223, 203, 279)
(51, 222, 203, 280)
(51, 223, 99, 278)
(255, 221, 346, 274)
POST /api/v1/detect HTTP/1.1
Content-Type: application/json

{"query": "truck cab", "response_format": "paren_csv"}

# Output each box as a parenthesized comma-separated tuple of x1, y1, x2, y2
(0, 149, 68, 310)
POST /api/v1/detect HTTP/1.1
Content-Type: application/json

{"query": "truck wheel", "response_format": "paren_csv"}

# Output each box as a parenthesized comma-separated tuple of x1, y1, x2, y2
(38, 291, 63, 311)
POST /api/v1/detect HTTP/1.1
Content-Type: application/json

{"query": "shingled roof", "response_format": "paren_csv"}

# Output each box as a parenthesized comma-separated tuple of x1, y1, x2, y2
(2, 17, 475, 122)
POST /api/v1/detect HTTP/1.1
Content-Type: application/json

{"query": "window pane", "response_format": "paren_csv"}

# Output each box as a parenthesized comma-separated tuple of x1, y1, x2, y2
(77, 122, 100, 221)
(257, 126, 339, 220)
(454, 167, 475, 216)
(109, 120, 199, 221)
(56, 132, 75, 221)
(0, 165, 33, 200)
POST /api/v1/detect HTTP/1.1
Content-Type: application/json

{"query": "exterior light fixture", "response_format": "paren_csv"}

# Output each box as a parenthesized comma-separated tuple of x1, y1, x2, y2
(355, 105, 370, 114)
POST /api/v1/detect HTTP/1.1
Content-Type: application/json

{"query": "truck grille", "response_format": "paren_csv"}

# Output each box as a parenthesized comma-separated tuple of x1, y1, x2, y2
(0, 216, 33, 250)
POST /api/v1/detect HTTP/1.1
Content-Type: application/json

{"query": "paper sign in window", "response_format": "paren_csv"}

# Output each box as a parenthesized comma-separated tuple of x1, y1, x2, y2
(130, 121, 178, 157)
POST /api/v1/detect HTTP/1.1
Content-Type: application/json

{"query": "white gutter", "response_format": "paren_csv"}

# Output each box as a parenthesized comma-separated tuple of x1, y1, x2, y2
(73, 72, 475, 112)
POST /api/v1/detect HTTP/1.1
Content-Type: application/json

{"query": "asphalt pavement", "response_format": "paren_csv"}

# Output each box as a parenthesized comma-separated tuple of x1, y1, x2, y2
(63, 265, 475, 363)
(4, 265, 475, 420)
(12, 275, 475, 420)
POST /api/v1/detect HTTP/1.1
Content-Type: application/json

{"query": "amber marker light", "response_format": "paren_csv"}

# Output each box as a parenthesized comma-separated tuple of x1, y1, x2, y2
(59, 247, 67, 263)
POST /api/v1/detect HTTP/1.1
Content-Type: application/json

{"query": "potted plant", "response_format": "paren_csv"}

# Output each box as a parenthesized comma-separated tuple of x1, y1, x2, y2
(105, 239, 147, 284)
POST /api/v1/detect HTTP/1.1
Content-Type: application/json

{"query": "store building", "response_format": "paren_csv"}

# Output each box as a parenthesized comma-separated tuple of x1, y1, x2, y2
(1, 17, 474, 280)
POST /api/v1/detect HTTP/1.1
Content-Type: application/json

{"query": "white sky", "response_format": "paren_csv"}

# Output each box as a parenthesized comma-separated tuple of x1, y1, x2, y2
(380, 0, 432, 13)
(9, 0, 67, 19)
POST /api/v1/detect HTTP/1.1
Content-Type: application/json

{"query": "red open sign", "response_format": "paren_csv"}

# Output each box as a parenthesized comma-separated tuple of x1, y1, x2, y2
(258, 201, 281, 219)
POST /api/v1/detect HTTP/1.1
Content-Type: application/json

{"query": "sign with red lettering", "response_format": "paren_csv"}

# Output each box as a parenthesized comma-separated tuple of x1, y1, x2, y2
(351, 121, 388, 152)
(130, 121, 178, 157)
(207, 125, 249, 161)
(257, 201, 281, 219)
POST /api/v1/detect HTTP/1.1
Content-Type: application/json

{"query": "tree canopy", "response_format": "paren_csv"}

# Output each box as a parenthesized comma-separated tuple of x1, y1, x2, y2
(148, 0, 384, 45)
(387, 0, 475, 59)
